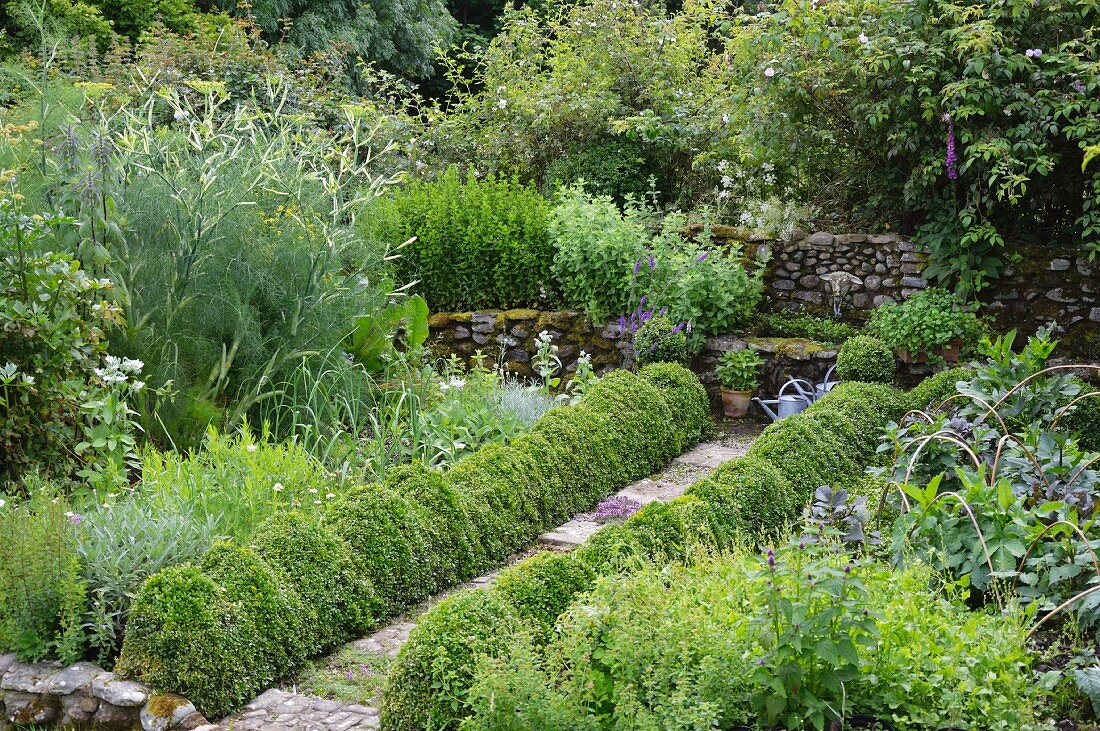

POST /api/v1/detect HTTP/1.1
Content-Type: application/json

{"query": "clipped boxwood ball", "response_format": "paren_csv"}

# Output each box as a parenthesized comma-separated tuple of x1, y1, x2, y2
(638, 362, 712, 449)
(632, 315, 689, 367)
(493, 551, 596, 642)
(686, 454, 798, 543)
(836, 335, 896, 384)
(115, 566, 261, 718)
(251, 511, 379, 648)
(199, 542, 311, 682)
(381, 589, 524, 731)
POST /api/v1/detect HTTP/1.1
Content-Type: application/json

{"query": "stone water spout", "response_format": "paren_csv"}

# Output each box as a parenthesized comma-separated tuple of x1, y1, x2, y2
(820, 271, 863, 318)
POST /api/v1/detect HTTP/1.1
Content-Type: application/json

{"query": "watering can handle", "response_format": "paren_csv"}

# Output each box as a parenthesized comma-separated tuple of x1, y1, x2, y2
(779, 378, 815, 400)
(823, 364, 837, 384)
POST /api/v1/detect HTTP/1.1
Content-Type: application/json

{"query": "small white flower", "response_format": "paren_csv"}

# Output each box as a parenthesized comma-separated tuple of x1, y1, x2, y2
(858, 33, 869, 45)
(273, 483, 284, 492)
(313, 500, 322, 505)
(246, 444, 258, 453)
(497, 98, 508, 109)
(173, 108, 190, 122)
(308, 488, 318, 494)
(721, 175, 733, 188)
(326, 493, 336, 499)
(717, 159, 729, 172)
(764, 67, 776, 78)
(0, 499, 5, 508)
(722, 113, 729, 124)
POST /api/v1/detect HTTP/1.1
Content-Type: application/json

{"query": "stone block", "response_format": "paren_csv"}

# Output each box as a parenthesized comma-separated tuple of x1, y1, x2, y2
(773, 279, 796, 291)
(453, 325, 470, 339)
(1049, 258, 1071, 272)
(864, 275, 882, 292)
(868, 234, 899, 245)
(92, 673, 150, 708)
(59, 690, 99, 726)
(141, 694, 202, 731)
(900, 276, 926, 288)
(807, 232, 835, 248)
(798, 274, 820, 288)
(48, 662, 104, 696)
(4, 691, 59, 726)
(1, 662, 61, 693)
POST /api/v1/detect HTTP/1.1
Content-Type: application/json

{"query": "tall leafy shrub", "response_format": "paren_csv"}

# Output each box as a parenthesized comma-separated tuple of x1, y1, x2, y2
(550, 187, 762, 334)
(368, 166, 553, 311)
(728, 0, 1100, 293)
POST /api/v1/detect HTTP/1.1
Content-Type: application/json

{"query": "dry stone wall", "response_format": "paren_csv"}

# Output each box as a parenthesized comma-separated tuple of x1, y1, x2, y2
(428, 309, 630, 377)
(763, 232, 928, 310)
(0, 654, 208, 731)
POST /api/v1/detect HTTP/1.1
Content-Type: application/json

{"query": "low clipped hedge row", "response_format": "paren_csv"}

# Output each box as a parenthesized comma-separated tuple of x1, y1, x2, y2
(380, 380, 912, 731)
(116, 364, 711, 717)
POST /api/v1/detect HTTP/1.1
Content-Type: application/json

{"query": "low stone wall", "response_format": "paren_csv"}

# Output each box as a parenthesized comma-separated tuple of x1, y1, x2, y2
(0, 654, 208, 730)
(763, 232, 928, 311)
(700, 336, 839, 401)
(428, 309, 629, 378)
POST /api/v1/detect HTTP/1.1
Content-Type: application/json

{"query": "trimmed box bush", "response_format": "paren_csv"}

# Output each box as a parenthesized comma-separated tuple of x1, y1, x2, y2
(686, 454, 798, 543)
(905, 367, 973, 413)
(836, 335, 896, 384)
(380, 589, 525, 731)
(249, 512, 379, 648)
(115, 567, 260, 719)
(637, 362, 712, 450)
(493, 552, 596, 642)
(325, 484, 437, 610)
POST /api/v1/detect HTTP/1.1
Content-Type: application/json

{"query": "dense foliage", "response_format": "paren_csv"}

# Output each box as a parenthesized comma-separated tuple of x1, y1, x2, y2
(729, 0, 1100, 293)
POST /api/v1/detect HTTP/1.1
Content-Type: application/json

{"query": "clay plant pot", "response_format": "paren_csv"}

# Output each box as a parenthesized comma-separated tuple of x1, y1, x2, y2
(896, 339, 963, 365)
(720, 388, 752, 418)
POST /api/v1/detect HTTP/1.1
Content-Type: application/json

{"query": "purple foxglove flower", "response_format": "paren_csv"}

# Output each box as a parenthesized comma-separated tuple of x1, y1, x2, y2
(945, 120, 958, 180)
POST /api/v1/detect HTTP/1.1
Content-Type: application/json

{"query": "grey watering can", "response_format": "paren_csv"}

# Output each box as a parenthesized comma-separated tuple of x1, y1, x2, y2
(753, 378, 815, 421)
(814, 365, 839, 401)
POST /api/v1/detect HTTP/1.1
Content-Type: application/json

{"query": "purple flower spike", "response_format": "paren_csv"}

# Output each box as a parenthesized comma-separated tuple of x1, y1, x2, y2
(767, 548, 776, 567)
(696, 251, 709, 263)
(648, 254, 656, 270)
(639, 295, 647, 307)
(659, 306, 668, 315)
(618, 315, 627, 332)
(633, 259, 643, 275)
(670, 321, 686, 335)
(945, 120, 959, 180)
(69, 513, 84, 526)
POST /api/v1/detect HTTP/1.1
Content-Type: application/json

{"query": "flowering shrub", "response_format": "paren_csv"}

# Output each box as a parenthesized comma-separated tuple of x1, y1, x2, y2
(550, 188, 762, 338)
(0, 199, 140, 490)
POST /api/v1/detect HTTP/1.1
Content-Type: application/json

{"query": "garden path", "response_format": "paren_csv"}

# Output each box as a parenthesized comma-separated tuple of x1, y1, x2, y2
(203, 423, 761, 731)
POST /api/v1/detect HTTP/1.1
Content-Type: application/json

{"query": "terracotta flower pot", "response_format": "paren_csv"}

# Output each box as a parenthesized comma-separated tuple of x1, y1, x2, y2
(896, 339, 962, 365)
(720, 388, 752, 418)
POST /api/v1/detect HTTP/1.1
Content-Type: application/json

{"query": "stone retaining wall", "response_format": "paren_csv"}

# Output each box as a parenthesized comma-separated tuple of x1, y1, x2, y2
(762, 232, 928, 311)
(428, 309, 629, 378)
(749, 230, 1097, 359)
(0, 654, 208, 731)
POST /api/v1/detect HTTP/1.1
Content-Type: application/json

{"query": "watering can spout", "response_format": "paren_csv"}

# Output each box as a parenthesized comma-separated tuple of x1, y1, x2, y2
(752, 397, 779, 421)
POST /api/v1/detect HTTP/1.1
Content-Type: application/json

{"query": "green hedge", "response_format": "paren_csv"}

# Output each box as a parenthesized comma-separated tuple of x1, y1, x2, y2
(117, 366, 704, 717)
(364, 166, 553, 311)
(380, 381, 910, 731)
(905, 367, 973, 413)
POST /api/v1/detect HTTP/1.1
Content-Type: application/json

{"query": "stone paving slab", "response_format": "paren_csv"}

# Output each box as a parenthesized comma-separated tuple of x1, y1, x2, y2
(215, 424, 759, 731)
